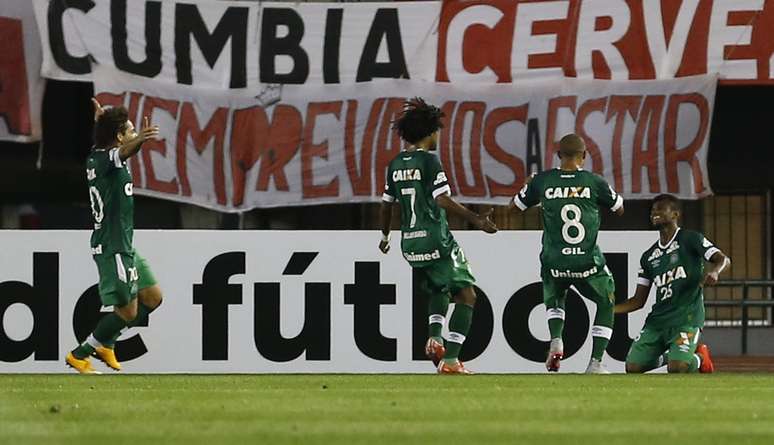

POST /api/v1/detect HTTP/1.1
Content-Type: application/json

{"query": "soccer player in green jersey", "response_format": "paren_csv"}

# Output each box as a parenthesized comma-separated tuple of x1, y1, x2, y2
(65, 99, 163, 374)
(510, 134, 624, 373)
(615, 194, 729, 373)
(379, 98, 497, 374)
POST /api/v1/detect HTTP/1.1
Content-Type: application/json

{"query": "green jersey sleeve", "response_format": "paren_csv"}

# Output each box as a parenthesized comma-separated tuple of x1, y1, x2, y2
(513, 174, 541, 210)
(382, 161, 397, 203)
(426, 154, 451, 199)
(594, 174, 623, 212)
(105, 147, 126, 171)
(687, 231, 721, 261)
(637, 251, 653, 288)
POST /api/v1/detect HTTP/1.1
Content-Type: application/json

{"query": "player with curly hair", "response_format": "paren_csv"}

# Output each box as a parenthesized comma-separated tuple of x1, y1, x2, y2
(379, 98, 497, 374)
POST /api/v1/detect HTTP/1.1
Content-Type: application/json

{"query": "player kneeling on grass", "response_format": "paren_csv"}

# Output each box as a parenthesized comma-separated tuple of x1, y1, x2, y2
(379, 98, 497, 375)
(65, 100, 164, 374)
(615, 194, 729, 374)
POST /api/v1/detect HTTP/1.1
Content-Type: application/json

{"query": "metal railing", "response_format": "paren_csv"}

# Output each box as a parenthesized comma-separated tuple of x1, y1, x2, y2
(705, 280, 774, 354)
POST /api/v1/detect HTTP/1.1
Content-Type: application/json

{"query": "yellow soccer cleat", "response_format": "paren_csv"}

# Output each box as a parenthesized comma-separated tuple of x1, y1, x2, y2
(65, 352, 101, 374)
(93, 346, 122, 371)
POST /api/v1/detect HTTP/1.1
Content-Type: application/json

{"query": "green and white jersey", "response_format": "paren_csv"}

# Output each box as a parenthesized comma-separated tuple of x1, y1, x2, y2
(86, 147, 134, 255)
(638, 229, 720, 329)
(514, 168, 623, 277)
(383, 149, 454, 267)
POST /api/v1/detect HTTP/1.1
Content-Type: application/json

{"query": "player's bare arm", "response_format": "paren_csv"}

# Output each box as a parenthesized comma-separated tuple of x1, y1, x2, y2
(378, 200, 393, 254)
(436, 194, 497, 234)
(118, 116, 159, 161)
(614, 284, 650, 314)
(703, 251, 731, 287)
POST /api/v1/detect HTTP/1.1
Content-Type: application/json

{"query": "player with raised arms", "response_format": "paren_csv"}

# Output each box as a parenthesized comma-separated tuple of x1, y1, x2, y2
(510, 134, 624, 373)
(65, 99, 164, 373)
(615, 194, 728, 373)
(379, 98, 497, 374)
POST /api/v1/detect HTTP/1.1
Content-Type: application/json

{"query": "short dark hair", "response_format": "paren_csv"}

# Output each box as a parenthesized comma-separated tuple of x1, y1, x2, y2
(652, 193, 682, 212)
(559, 133, 585, 158)
(94, 106, 129, 149)
(392, 97, 444, 144)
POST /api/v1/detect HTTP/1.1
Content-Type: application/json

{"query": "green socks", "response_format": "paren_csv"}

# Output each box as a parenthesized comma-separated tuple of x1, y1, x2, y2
(71, 303, 159, 357)
(548, 319, 564, 339)
(428, 294, 449, 343)
(590, 325, 613, 361)
(444, 303, 474, 362)
(546, 307, 565, 339)
(71, 313, 128, 359)
(103, 303, 156, 348)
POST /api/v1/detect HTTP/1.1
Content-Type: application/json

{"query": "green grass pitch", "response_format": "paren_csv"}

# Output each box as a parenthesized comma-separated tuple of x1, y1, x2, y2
(1, 374, 773, 445)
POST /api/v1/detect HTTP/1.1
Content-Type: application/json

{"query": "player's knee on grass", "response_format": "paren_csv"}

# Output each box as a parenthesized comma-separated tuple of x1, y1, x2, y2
(667, 360, 691, 373)
(453, 287, 476, 306)
(626, 362, 646, 373)
(138, 284, 163, 309)
(115, 298, 139, 322)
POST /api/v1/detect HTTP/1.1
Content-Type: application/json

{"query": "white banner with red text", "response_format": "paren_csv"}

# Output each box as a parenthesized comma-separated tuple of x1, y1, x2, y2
(0, 230, 661, 374)
(92, 66, 716, 210)
(436, 0, 774, 84)
(31, 0, 774, 86)
(0, 0, 45, 142)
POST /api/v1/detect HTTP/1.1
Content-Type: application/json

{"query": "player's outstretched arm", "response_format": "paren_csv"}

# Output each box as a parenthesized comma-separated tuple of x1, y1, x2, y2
(119, 116, 160, 161)
(378, 201, 393, 254)
(92, 97, 104, 122)
(614, 284, 650, 314)
(436, 194, 497, 234)
(703, 251, 731, 287)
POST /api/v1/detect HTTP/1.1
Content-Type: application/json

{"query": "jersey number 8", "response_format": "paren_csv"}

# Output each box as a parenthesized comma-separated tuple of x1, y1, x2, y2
(561, 204, 585, 244)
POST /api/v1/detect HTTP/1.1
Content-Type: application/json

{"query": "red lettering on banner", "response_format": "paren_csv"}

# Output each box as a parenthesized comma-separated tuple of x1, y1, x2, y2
(436, 0, 516, 82)
(664, 93, 709, 194)
(606, 95, 641, 191)
(302, 102, 342, 198)
(631, 95, 665, 194)
(574, 97, 606, 174)
(257, 106, 303, 193)
(483, 105, 527, 197)
(0, 18, 31, 136)
(140, 97, 180, 195)
(436, 0, 774, 83)
(453, 102, 487, 197)
(674, 0, 711, 78)
(438, 101, 458, 194)
(345, 99, 382, 196)
(374, 98, 405, 197)
(176, 103, 228, 204)
(230, 106, 264, 206)
(252, 106, 302, 196)
(544, 96, 577, 168)
(230, 105, 302, 206)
